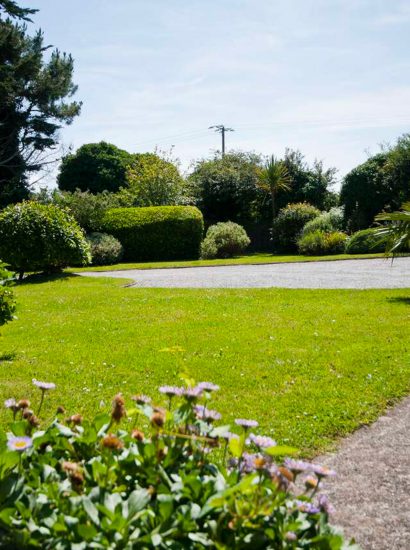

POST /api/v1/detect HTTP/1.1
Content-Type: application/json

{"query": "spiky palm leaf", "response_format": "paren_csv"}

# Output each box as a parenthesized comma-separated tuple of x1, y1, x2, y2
(375, 202, 410, 255)
(257, 155, 291, 218)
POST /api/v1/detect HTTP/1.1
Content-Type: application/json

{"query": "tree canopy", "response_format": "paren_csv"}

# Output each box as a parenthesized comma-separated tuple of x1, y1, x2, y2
(0, 1, 81, 206)
(58, 142, 132, 194)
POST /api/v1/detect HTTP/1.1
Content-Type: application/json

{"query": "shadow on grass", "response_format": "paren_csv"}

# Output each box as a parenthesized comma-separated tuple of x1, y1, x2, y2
(19, 272, 79, 286)
(0, 352, 16, 362)
(387, 296, 410, 306)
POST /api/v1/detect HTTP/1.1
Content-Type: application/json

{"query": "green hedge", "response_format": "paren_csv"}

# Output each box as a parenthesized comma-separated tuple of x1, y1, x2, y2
(101, 206, 204, 261)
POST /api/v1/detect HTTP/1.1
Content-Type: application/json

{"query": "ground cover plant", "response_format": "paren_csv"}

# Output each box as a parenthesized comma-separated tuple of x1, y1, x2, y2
(0, 380, 355, 548)
(0, 275, 409, 457)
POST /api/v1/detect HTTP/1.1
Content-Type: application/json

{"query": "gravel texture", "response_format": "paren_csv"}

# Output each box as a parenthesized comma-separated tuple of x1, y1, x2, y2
(319, 396, 410, 549)
(79, 257, 410, 289)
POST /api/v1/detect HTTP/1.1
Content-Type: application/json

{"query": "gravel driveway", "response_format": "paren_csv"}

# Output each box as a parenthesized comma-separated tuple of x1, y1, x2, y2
(79, 257, 410, 289)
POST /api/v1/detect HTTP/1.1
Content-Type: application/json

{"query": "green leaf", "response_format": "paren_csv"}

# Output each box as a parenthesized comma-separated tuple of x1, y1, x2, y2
(82, 497, 99, 525)
(228, 436, 242, 458)
(128, 489, 151, 518)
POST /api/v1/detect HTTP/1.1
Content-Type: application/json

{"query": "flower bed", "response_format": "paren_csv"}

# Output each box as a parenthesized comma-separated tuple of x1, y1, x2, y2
(0, 379, 356, 548)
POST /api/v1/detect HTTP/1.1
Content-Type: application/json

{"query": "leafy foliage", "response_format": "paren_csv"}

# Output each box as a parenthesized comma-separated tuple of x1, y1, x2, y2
(271, 203, 320, 252)
(0, 380, 354, 549)
(0, 202, 91, 279)
(58, 142, 133, 194)
(340, 135, 410, 231)
(0, 262, 15, 328)
(297, 230, 347, 256)
(300, 207, 345, 238)
(101, 206, 204, 262)
(87, 232, 123, 266)
(375, 202, 410, 255)
(344, 229, 387, 255)
(0, 8, 81, 206)
(257, 155, 291, 219)
(123, 151, 186, 207)
(201, 222, 251, 259)
(188, 151, 263, 225)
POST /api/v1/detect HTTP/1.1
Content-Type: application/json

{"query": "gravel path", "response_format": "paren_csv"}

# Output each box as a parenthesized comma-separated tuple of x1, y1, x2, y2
(319, 396, 410, 549)
(79, 257, 410, 289)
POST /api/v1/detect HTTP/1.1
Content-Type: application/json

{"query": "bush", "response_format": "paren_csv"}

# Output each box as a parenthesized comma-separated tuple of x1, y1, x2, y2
(300, 207, 344, 237)
(297, 230, 347, 255)
(54, 190, 122, 233)
(0, 202, 91, 279)
(201, 221, 250, 259)
(0, 379, 354, 548)
(271, 202, 320, 252)
(58, 142, 133, 194)
(87, 232, 123, 265)
(101, 206, 204, 261)
(345, 228, 387, 254)
(0, 263, 16, 328)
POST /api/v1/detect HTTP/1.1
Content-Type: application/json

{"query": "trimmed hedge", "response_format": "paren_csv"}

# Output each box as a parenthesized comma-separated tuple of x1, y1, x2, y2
(101, 206, 204, 261)
(345, 228, 387, 254)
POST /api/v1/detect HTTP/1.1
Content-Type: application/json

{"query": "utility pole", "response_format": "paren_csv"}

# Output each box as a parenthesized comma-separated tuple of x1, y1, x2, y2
(209, 125, 234, 157)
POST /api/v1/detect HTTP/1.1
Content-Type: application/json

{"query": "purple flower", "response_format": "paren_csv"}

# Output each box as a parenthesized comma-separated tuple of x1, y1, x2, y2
(310, 464, 336, 478)
(296, 500, 320, 515)
(194, 405, 221, 421)
(318, 494, 335, 515)
(32, 379, 56, 391)
(4, 398, 17, 410)
(284, 459, 313, 474)
(235, 418, 259, 429)
(131, 394, 151, 404)
(285, 532, 297, 542)
(247, 433, 276, 448)
(183, 386, 203, 399)
(7, 436, 32, 452)
(197, 382, 220, 392)
(159, 385, 184, 397)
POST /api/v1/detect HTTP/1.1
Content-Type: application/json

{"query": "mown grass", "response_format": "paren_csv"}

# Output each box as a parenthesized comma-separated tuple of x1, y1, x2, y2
(72, 252, 389, 272)
(1, 274, 409, 456)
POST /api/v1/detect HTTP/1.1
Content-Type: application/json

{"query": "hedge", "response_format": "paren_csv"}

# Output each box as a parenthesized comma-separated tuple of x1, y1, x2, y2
(101, 206, 204, 261)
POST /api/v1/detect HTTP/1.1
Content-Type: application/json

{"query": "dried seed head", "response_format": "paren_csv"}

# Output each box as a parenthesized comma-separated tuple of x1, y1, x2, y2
(101, 434, 124, 450)
(131, 429, 144, 442)
(56, 406, 66, 415)
(28, 415, 40, 427)
(111, 393, 126, 423)
(151, 411, 165, 428)
(69, 414, 83, 425)
(22, 409, 34, 419)
(18, 399, 30, 410)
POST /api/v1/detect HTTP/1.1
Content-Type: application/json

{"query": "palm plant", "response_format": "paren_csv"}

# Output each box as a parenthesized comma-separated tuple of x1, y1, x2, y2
(375, 201, 410, 255)
(257, 155, 291, 220)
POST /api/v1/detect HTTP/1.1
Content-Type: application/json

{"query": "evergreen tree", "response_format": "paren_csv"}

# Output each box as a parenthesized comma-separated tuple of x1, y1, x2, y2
(0, 1, 81, 206)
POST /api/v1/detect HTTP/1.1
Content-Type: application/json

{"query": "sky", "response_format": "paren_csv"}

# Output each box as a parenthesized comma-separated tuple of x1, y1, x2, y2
(29, 0, 410, 187)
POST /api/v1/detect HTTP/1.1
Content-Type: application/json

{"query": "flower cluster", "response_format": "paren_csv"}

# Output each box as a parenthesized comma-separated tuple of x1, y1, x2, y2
(0, 379, 352, 549)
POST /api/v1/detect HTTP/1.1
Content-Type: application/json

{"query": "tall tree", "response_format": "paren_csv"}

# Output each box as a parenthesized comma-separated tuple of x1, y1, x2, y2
(0, 1, 81, 206)
(257, 155, 291, 221)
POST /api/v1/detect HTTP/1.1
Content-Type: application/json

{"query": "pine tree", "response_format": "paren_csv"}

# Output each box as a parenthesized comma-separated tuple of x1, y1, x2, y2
(0, 1, 81, 206)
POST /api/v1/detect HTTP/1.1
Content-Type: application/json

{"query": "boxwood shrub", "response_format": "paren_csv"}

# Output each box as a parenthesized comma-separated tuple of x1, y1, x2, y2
(0, 202, 91, 279)
(101, 206, 204, 261)
(345, 228, 387, 254)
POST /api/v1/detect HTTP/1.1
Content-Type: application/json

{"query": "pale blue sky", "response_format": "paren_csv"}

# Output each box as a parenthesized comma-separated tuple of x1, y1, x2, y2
(31, 0, 410, 185)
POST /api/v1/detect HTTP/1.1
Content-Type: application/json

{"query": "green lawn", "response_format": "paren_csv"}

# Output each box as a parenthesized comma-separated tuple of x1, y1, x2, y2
(1, 274, 409, 456)
(72, 252, 389, 272)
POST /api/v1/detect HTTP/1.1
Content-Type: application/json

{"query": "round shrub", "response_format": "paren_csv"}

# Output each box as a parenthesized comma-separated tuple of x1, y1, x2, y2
(272, 202, 320, 252)
(300, 207, 344, 238)
(0, 202, 91, 279)
(101, 206, 204, 261)
(201, 221, 250, 259)
(297, 230, 347, 255)
(345, 228, 387, 254)
(87, 232, 123, 266)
